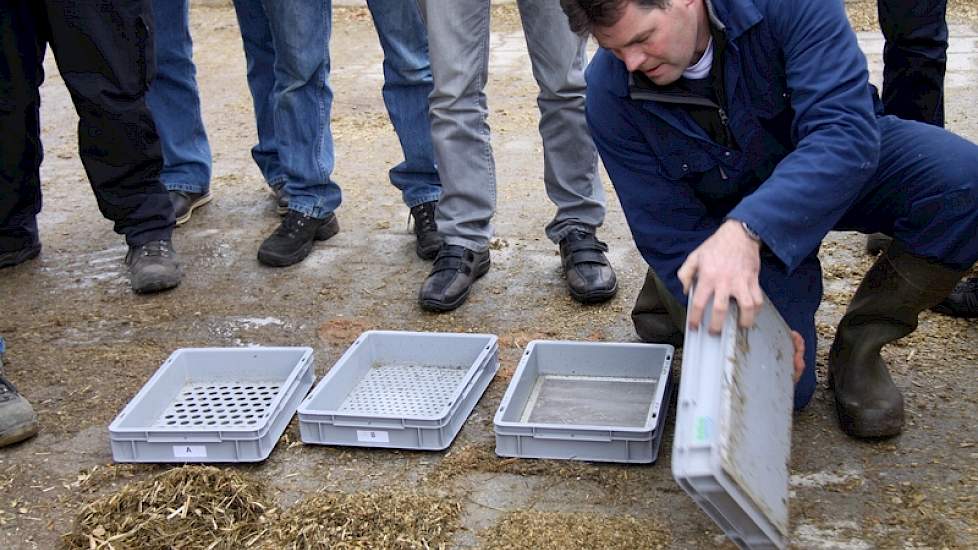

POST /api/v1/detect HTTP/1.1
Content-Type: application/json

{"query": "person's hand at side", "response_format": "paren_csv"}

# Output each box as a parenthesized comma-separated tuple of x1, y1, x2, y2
(677, 219, 763, 333)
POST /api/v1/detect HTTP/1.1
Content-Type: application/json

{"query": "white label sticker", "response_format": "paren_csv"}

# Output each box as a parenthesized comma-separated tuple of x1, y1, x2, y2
(356, 430, 390, 443)
(173, 445, 208, 458)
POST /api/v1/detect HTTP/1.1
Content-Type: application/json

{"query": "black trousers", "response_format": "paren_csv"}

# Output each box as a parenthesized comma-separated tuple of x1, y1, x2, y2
(878, 0, 948, 127)
(0, 0, 173, 252)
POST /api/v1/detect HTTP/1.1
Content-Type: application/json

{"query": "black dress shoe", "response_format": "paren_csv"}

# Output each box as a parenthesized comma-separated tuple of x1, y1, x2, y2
(931, 276, 978, 318)
(169, 190, 212, 225)
(419, 244, 490, 311)
(559, 230, 618, 303)
(258, 211, 339, 267)
(410, 201, 443, 260)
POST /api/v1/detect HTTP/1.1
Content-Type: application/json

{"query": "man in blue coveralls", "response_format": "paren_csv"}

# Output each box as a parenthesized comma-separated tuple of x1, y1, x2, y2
(559, 0, 978, 438)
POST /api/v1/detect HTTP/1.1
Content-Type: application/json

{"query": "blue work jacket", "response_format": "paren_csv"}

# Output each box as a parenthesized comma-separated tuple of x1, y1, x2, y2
(585, 0, 881, 303)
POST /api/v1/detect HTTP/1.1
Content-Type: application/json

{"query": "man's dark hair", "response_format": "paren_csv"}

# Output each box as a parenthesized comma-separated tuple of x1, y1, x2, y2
(560, 0, 670, 36)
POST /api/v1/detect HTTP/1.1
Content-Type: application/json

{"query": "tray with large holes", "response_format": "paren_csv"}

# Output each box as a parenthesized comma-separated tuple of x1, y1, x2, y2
(108, 347, 314, 463)
(298, 331, 498, 450)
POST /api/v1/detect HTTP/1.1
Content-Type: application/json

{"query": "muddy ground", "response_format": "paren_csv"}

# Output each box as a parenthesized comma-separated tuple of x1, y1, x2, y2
(1, 3, 977, 549)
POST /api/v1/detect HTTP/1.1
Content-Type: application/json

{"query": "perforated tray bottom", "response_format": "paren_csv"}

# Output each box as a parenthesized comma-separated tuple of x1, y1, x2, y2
(521, 375, 658, 427)
(155, 381, 282, 428)
(338, 362, 468, 417)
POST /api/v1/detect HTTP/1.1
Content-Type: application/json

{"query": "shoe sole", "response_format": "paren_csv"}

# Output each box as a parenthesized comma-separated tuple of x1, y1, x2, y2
(419, 257, 491, 312)
(257, 215, 340, 267)
(131, 276, 182, 295)
(569, 280, 619, 304)
(0, 244, 41, 269)
(174, 193, 213, 226)
(827, 370, 904, 439)
(0, 420, 39, 447)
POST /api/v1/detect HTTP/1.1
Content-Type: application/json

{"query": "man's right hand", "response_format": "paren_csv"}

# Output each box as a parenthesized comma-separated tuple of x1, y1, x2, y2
(678, 219, 764, 334)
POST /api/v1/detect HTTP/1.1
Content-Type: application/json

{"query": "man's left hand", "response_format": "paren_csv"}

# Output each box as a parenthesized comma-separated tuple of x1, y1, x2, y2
(678, 219, 764, 333)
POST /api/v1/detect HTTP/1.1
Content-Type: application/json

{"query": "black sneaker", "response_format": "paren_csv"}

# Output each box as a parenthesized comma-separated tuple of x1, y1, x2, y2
(419, 244, 490, 312)
(931, 276, 978, 318)
(0, 242, 41, 269)
(559, 230, 618, 304)
(271, 186, 289, 216)
(169, 190, 212, 226)
(410, 201, 442, 260)
(258, 210, 339, 267)
(126, 240, 183, 294)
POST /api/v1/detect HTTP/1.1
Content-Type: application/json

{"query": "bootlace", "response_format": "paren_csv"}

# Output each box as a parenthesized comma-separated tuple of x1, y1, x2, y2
(276, 211, 310, 238)
(139, 240, 172, 257)
(409, 202, 438, 235)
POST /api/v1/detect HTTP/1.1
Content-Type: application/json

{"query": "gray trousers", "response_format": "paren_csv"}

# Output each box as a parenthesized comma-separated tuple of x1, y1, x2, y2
(417, 0, 606, 251)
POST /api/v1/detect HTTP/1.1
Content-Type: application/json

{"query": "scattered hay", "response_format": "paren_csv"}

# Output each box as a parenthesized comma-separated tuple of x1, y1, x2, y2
(261, 490, 461, 550)
(63, 466, 273, 550)
(427, 442, 636, 496)
(480, 510, 671, 550)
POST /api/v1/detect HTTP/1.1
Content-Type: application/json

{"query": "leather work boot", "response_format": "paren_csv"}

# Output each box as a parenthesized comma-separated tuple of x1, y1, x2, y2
(126, 240, 183, 294)
(169, 190, 212, 226)
(0, 341, 39, 448)
(632, 268, 686, 347)
(410, 201, 442, 260)
(865, 232, 892, 255)
(559, 230, 618, 303)
(931, 276, 978, 318)
(419, 244, 490, 312)
(258, 211, 339, 267)
(829, 243, 964, 438)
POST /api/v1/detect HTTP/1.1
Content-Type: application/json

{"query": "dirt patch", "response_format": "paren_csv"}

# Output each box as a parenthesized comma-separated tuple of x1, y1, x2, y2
(479, 510, 671, 550)
(317, 318, 373, 347)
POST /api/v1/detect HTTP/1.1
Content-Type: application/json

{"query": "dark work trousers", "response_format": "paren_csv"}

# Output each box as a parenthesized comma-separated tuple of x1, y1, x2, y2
(878, 0, 948, 126)
(0, 0, 174, 253)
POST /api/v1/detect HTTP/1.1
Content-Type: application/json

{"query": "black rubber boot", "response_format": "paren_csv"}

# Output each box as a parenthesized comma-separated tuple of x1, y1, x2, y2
(865, 233, 892, 255)
(631, 268, 686, 347)
(829, 243, 964, 439)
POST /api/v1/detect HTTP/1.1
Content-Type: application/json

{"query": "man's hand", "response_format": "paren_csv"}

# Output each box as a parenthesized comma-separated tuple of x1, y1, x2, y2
(678, 219, 763, 333)
(791, 330, 804, 383)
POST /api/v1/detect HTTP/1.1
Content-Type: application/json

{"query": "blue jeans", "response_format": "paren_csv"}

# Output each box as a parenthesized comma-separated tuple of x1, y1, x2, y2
(231, 0, 439, 218)
(147, 0, 212, 194)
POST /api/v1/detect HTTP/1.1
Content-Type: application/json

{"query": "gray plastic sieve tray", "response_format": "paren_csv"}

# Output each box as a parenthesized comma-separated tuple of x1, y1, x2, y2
(299, 331, 498, 450)
(109, 347, 315, 463)
(494, 340, 674, 464)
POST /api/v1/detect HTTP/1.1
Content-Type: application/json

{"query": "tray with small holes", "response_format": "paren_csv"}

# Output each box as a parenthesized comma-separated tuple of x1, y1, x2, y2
(108, 347, 314, 463)
(298, 331, 498, 450)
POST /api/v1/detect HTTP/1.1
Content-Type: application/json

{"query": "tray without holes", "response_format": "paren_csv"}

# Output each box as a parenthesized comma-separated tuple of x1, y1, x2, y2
(672, 287, 794, 550)
(494, 340, 673, 464)
(298, 331, 498, 450)
(109, 347, 314, 463)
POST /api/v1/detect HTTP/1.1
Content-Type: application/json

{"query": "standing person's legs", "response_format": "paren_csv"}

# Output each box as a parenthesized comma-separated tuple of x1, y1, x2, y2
(0, 2, 45, 268)
(148, 0, 213, 224)
(832, 116, 978, 438)
(518, 0, 616, 303)
(231, 0, 288, 205)
(45, 0, 182, 294)
(877, 0, 948, 126)
(417, 0, 493, 311)
(253, 0, 339, 267)
(366, 0, 442, 259)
